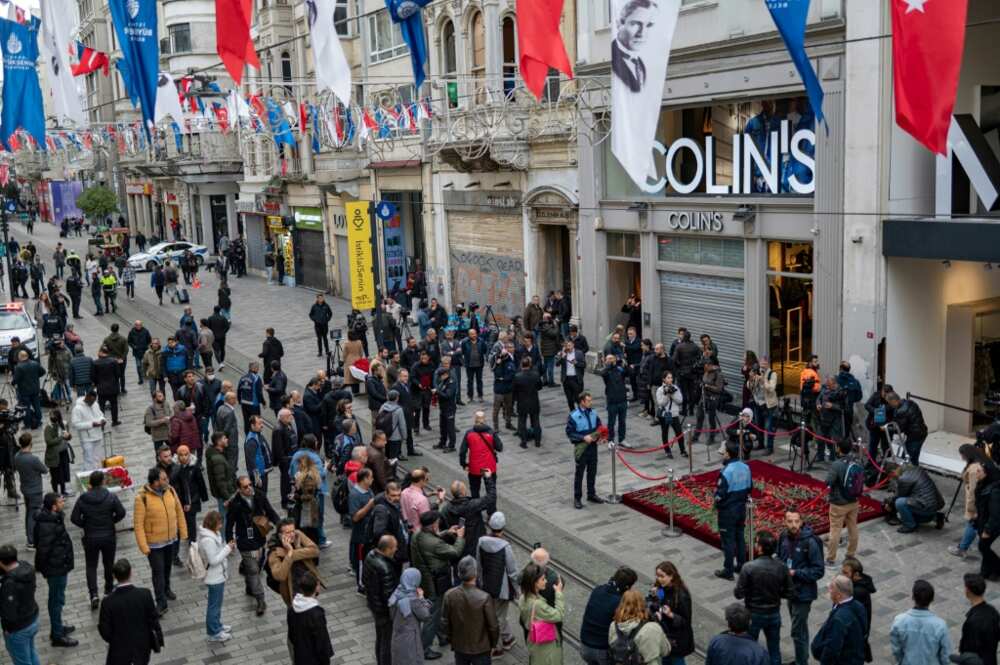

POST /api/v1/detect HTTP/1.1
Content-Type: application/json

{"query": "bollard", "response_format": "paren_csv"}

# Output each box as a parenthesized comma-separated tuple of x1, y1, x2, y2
(746, 498, 755, 563)
(738, 422, 746, 461)
(661, 469, 682, 538)
(798, 415, 807, 474)
(685, 423, 694, 476)
(606, 442, 622, 504)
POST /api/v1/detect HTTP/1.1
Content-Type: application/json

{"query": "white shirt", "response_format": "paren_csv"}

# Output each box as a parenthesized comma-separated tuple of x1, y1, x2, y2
(71, 397, 105, 445)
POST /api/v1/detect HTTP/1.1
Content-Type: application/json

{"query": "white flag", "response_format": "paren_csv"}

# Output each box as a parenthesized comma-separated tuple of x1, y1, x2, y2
(610, 0, 680, 190)
(39, 0, 87, 126)
(308, 0, 351, 105)
(154, 71, 187, 126)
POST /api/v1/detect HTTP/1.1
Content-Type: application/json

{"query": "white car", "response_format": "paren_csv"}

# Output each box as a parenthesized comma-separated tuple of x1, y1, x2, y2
(0, 303, 38, 368)
(128, 241, 209, 272)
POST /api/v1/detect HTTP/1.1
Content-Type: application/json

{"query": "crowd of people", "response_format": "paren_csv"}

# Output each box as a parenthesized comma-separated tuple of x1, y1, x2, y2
(2, 222, 1000, 665)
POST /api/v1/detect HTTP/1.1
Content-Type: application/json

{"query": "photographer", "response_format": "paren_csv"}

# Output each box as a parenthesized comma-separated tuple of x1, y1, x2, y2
(655, 372, 685, 459)
(748, 356, 779, 454)
(886, 392, 928, 466)
(693, 359, 725, 447)
(0, 400, 19, 499)
(798, 356, 822, 458)
(348, 309, 370, 357)
(309, 294, 333, 357)
(814, 377, 846, 463)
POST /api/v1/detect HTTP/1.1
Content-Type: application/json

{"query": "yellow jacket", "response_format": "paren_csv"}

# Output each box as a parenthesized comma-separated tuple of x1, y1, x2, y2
(133, 484, 187, 555)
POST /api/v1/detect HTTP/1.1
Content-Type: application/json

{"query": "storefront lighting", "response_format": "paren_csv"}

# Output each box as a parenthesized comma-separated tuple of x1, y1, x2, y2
(987, 263, 994, 271)
(942, 260, 952, 269)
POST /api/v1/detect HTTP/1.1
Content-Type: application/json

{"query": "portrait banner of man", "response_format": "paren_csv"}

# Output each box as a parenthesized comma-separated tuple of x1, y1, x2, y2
(611, 0, 681, 189)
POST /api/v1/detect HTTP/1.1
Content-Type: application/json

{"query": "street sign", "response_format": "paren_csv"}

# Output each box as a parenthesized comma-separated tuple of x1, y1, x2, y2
(4, 201, 15, 213)
(375, 201, 397, 222)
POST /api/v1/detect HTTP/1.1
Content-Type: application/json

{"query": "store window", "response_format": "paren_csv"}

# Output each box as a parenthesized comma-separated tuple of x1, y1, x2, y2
(657, 236, 744, 268)
(334, 0, 349, 36)
(441, 19, 458, 108)
(606, 232, 640, 259)
(169, 24, 191, 54)
(767, 241, 814, 396)
(502, 16, 517, 97)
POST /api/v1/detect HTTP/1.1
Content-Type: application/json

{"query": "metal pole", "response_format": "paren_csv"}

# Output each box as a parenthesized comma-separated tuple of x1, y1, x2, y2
(799, 415, 807, 474)
(746, 498, 755, 564)
(738, 422, 746, 461)
(685, 422, 694, 476)
(662, 469, 681, 538)
(606, 442, 622, 504)
(1, 202, 13, 300)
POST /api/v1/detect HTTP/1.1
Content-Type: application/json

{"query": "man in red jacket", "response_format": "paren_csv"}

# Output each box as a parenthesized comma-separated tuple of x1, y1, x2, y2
(458, 411, 503, 499)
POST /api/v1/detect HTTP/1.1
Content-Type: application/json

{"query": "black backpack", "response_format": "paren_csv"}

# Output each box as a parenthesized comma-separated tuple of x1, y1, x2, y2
(609, 623, 645, 665)
(374, 408, 394, 437)
(332, 476, 350, 515)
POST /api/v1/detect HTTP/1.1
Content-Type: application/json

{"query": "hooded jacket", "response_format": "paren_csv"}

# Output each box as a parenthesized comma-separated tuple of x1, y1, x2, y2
(70, 485, 126, 542)
(377, 401, 407, 442)
(197, 526, 232, 586)
(205, 445, 236, 501)
(811, 599, 867, 665)
(476, 535, 518, 601)
(173, 453, 208, 511)
(71, 396, 105, 446)
(33, 509, 75, 577)
(287, 594, 334, 665)
(0, 562, 39, 633)
(608, 620, 671, 665)
(776, 526, 825, 603)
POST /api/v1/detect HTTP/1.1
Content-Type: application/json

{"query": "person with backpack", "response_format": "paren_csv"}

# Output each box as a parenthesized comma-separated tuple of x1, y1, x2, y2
(238, 363, 265, 433)
(826, 439, 865, 566)
(134, 466, 188, 616)
(863, 383, 894, 464)
(377, 390, 409, 463)
(607, 589, 671, 665)
(836, 362, 863, 438)
(886, 391, 929, 466)
(410, 511, 465, 660)
(290, 434, 330, 549)
(519, 562, 566, 665)
(224, 473, 279, 618)
(70, 470, 126, 609)
(196, 510, 235, 642)
(579, 567, 638, 665)
(266, 518, 321, 608)
(477, 512, 519, 656)
(776, 508, 825, 665)
(815, 376, 846, 464)
(459, 411, 504, 498)
(734, 532, 792, 665)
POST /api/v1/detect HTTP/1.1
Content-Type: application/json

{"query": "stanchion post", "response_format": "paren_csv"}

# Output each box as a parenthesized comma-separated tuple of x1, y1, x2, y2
(738, 421, 746, 461)
(746, 498, 755, 563)
(685, 423, 694, 476)
(799, 415, 807, 474)
(606, 442, 622, 504)
(661, 468, 681, 538)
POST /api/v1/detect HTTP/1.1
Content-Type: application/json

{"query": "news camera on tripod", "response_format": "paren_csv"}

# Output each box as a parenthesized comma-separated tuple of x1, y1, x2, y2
(0, 398, 27, 503)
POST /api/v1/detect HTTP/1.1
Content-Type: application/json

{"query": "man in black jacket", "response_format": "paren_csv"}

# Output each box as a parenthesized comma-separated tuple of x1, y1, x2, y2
(893, 464, 945, 533)
(65, 273, 83, 319)
(556, 340, 586, 411)
(99, 559, 162, 665)
(93, 347, 122, 427)
(368, 482, 409, 570)
(127, 321, 152, 386)
(0, 544, 43, 663)
(363, 535, 400, 665)
(391, 369, 419, 458)
(33, 493, 78, 647)
(226, 475, 279, 616)
(777, 508, 825, 665)
(600, 355, 629, 446)
(287, 572, 334, 665)
(206, 306, 230, 366)
(842, 557, 876, 662)
(671, 330, 700, 416)
(512, 357, 543, 448)
(411, 351, 437, 432)
(259, 328, 283, 383)
(959, 573, 1000, 665)
(309, 294, 333, 357)
(810, 575, 866, 665)
(434, 361, 458, 451)
(271, 409, 299, 510)
(70, 470, 126, 608)
(734, 531, 792, 665)
(442, 473, 498, 558)
(887, 392, 928, 466)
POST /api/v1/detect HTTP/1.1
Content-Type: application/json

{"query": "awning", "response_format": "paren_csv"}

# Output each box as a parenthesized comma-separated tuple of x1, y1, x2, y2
(883, 219, 1000, 262)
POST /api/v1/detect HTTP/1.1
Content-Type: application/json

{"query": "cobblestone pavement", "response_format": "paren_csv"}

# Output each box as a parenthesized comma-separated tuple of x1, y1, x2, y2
(8, 220, 997, 665)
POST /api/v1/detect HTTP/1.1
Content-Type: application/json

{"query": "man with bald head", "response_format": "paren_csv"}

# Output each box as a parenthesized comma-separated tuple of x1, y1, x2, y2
(173, 444, 207, 552)
(530, 547, 564, 612)
(271, 408, 299, 509)
(442, 469, 497, 558)
(810, 574, 867, 665)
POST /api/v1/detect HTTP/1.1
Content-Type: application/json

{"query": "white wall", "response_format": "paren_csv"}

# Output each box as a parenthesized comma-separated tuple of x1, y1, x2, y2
(886, 258, 1000, 432)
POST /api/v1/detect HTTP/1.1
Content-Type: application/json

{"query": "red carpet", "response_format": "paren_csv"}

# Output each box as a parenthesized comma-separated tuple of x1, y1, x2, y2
(622, 460, 885, 549)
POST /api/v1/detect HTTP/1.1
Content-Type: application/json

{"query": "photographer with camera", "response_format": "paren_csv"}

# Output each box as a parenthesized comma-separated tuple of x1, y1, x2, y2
(692, 358, 725, 448)
(747, 356, 779, 454)
(348, 309, 370, 357)
(798, 356, 822, 462)
(814, 377, 847, 464)
(866, 383, 895, 462)
(655, 372, 686, 459)
(433, 359, 458, 452)
(886, 392, 929, 466)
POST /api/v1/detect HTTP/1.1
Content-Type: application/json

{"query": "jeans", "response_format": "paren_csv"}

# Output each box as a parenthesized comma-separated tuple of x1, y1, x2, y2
(607, 401, 627, 443)
(24, 493, 41, 546)
(454, 654, 491, 665)
(543, 356, 556, 385)
(92, 292, 103, 314)
(147, 377, 165, 398)
(83, 538, 116, 598)
(895, 497, 936, 530)
(959, 520, 979, 551)
(450, 366, 463, 402)
(749, 611, 782, 665)
(147, 545, 174, 610)
(573, 444, 598, 500)
(3, 617, 40, 665)
(579, 645, 609, 665)
(206, 582, 225, 636)
(754, 403, 776, 451)
(905, 437, 926, 466)
(317, 494, 327, 546)
(466, 366, 484, 399)
(787, 600, 812, 665)
(719, 517, 746, 576)
(46, 575, 68, 638)
(373, 613, 392, 665)
(240, 550, 265, 599)
(420, 593, 444, 649)
(133, 354, 145, 382)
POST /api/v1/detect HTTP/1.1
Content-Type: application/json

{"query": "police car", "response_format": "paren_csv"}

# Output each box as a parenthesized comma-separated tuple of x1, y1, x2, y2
(0, 303, 38, 368)
(127, 241, 209, 272)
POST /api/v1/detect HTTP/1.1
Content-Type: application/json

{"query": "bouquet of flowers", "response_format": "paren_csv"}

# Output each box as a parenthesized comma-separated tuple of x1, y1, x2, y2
(596, 425, 610, 442)
(104, 466, 134, 489)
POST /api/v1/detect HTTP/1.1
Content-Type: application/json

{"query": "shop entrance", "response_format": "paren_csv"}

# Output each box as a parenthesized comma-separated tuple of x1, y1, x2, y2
(607, 259, 640, 332)
(767, 241, 814, 397)
(974, 309, 1000, 426)
(539, 224, 573, 300)
(209, 195, 228, 252)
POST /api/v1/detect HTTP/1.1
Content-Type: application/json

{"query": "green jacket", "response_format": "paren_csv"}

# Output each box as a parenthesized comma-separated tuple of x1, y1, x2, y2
(44, 424, 69, 468)
(519, 591, 566, 665)
(607, 620, 671, 665)
(410, 530, 465, 599)
(205, 446, 235, 500)
(102, 332, 128, 360)
(142, 347, 164, 380)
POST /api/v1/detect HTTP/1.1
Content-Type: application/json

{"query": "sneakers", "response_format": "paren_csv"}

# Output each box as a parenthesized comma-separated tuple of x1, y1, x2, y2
(824, 559, 839, 569)
(90, 596, 100, 611)
(207, 632, 232, 643)
(948, 545, 968, 559)
(713, 570, 734, 581)
(222, 625, 232, 632)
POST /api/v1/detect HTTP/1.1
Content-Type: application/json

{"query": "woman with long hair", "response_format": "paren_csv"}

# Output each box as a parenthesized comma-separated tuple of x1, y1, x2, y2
(519, 562, 565, 665)
(198, 510, 234, 642)
(741, 350, 759, 408)
(650, 562, 693, 664)
(950, 444, 991, 559)
(293, 454, 322, 545)
(973, 449, 1000, 579)
(608, 589, 670, 665)
(44, 409, 73, 497)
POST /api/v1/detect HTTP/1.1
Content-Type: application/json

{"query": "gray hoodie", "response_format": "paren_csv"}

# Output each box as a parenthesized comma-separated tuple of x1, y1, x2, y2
(378, 401, 408, 443)
(475, 535, 518, 601)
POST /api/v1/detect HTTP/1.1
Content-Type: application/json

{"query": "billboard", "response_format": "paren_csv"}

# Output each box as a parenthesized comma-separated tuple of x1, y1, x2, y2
(49, 180, 83, 223)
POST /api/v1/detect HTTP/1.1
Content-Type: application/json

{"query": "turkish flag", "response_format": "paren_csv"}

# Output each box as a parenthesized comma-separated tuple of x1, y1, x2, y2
(515, 0, 573, 101)
(216, 0, 260, 85)
(891, 0, 968, 154)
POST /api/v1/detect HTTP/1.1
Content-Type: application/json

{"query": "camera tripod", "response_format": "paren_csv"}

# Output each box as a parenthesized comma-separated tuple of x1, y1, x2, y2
(482, 305, 501, 345)
(325, 338, 343, 376)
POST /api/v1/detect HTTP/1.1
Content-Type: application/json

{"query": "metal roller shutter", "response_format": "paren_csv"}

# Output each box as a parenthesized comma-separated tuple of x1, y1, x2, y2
(659, 271, 745, 398)
(296, 230, 327, 290)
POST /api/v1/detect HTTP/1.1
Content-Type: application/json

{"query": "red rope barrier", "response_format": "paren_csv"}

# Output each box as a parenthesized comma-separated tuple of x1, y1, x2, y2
(618, 433, 685, 455)
(615, 452, 671, 482)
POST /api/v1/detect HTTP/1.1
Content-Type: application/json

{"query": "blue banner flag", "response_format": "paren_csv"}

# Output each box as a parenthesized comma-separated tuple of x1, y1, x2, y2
(170, 122, 183, 152)
(0, 17, 46, 151)
(765, 0, 825, 126)
(385, 0, 432, 89)
(109, 0, 159, 138)
(309, 104, 321, 154)
(265, 97, 296, 149)
(115, 60, 138, 106)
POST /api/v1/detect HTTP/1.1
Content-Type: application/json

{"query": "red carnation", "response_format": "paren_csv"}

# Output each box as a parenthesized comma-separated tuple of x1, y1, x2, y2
(597, 425, 610, 441)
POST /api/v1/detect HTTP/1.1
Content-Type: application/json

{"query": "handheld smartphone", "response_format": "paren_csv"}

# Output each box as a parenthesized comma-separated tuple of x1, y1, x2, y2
(458, 517, 466, 528)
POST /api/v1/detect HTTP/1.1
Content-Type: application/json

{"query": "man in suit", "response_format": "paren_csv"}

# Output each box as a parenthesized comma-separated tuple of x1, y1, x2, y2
(213, 392, 240, 477)
(612, 0, 656, 93)
(391, 368, 421, 459)
(512, 357, 544, 448)
(556, 340, 587, 412)
(99, 559, 162, 665)
(271, 408, 299, 510)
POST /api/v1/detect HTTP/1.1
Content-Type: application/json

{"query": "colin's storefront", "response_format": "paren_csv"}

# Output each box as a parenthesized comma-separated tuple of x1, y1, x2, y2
(582, 92, 846, 396)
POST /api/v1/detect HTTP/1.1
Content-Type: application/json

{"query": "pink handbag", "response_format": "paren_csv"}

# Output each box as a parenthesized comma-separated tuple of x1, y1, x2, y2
(527, 601, 558, 645)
